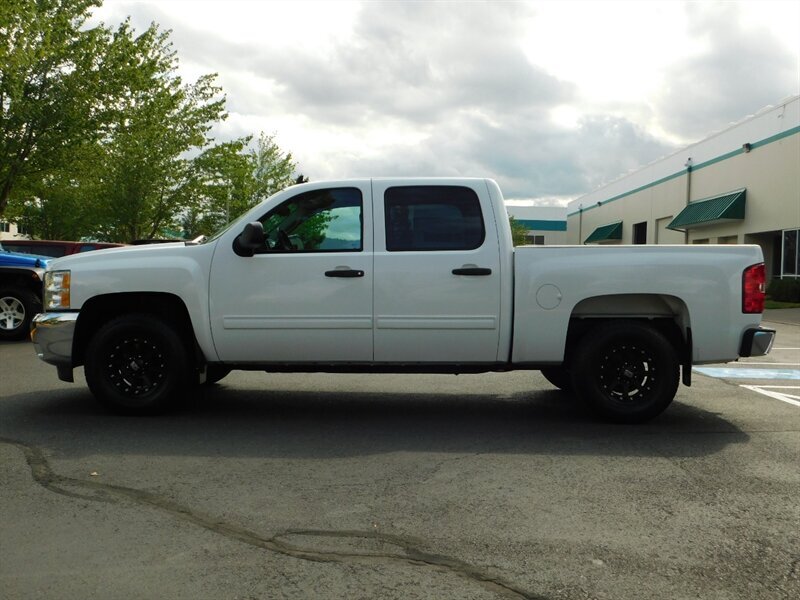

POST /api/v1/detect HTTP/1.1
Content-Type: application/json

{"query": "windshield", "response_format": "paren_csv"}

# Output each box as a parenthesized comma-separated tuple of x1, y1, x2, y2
(200, 210, 254, 245)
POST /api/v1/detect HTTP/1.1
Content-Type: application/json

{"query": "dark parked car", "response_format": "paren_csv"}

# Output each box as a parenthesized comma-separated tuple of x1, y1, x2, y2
(0, 239, 123, 258)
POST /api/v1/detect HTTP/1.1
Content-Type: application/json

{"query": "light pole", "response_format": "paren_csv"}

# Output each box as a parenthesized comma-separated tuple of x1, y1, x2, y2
(226, 184, 231, 224)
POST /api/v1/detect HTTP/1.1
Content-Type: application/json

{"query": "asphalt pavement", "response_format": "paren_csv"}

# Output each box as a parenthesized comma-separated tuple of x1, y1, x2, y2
(764, 307, 800, 325)
(1, 317, 798, 600)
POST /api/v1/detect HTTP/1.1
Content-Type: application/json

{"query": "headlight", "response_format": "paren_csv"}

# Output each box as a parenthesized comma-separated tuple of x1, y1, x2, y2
(44, 270, 71, 310)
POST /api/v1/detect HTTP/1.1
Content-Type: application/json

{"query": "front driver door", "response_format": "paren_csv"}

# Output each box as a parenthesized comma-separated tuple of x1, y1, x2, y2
(209, 183, 373, 363)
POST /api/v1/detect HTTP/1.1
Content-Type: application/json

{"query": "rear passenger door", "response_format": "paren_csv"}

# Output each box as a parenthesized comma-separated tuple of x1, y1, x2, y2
(372, 180, 502, 363)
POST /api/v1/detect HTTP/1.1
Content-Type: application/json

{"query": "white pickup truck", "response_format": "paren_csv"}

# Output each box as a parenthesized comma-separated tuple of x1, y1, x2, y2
(32, 178, 775, 422)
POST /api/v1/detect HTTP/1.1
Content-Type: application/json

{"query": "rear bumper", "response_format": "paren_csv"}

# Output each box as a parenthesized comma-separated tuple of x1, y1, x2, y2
(739, 327, 776, 358)
(31, 312, 78, 382)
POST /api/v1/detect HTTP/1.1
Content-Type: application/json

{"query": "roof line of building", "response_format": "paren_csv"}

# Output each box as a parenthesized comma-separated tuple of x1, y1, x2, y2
(567, 125, 800, 217)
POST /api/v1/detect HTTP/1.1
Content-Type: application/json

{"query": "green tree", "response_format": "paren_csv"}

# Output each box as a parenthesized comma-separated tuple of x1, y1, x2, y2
(1, 2, 299, 241)
(181, 133, 299, 238)
(6, 140, 105, 239)
(249, 132, 298, 204)
(509, 215, 529, 246)
(87, 22, 226, 241)
(180, 137, 253, 237)
(0, 0, 124, 216)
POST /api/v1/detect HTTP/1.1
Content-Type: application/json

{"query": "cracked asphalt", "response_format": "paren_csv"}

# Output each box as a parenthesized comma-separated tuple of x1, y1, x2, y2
(1, 320, 799, 599)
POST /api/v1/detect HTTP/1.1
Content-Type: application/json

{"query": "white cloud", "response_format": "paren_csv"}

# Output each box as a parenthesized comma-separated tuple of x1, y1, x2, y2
(92, 0, 800, 202)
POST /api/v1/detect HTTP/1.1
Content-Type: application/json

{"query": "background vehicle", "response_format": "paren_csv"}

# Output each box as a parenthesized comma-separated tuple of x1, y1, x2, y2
(0, 244, 49, 341)
(31, 178, 775, 421)
(1, 239, 123, 258)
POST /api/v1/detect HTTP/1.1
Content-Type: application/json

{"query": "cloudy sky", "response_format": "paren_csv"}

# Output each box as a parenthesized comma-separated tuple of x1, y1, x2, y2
(91, 0, 800, 205)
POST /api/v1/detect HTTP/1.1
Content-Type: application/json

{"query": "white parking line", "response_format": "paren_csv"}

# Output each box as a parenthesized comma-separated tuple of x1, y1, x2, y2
(739, 362, 800, 366)
(693, 367, 800, 379)
(740, 385, 800, 408)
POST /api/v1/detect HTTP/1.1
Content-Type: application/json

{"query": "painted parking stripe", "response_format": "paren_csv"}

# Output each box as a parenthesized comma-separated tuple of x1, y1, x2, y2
(693, 367, 800, 380)
(740, 385, 800, 408)
(739, 362, 800, 366)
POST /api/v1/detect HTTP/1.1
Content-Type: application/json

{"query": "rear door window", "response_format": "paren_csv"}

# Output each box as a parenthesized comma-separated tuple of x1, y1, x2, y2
(384, 186, 485, 251)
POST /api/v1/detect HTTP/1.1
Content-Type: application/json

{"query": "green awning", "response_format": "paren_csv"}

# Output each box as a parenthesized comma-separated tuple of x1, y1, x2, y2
(667, 189, 746, 231)
(584, 221, 622, 244)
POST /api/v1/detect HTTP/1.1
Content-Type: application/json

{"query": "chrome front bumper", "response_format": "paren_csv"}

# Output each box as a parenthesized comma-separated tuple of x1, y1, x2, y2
(739, 327, 776, 358)
(31, 312, 79, 382)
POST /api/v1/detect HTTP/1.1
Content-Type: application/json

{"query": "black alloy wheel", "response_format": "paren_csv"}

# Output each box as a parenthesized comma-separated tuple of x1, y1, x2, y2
(85, 314, 191, 414)
(571, 321, 679, 423)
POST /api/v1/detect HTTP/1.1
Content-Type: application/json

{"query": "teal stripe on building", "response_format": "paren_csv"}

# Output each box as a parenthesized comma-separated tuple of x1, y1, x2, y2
(516, 219, 567, 231)
(567, 125, 800, 217)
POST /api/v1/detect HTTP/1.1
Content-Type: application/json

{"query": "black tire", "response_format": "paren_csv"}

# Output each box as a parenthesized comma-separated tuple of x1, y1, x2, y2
(540, 367, 572, 391)
(84, 314, 192, 414)
(570, 321, 679, 423)
(0, 286, 41, 342)
(204, 365, 231, 385)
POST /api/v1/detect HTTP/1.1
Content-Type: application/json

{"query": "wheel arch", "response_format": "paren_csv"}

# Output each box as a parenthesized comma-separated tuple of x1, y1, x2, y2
(0, 268, 45, 295)
(73, 292, 200, 367)
(565, 294, 690, 373)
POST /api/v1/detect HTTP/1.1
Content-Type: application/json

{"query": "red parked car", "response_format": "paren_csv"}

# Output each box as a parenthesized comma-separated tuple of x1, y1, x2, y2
(0, 239, 124, 258)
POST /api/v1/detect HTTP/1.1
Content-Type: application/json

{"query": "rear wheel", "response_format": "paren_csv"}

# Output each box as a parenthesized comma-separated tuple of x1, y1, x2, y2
(570, 321, 679, 423)
(0, 286, 40, 341)
(84, 314, 191, 414)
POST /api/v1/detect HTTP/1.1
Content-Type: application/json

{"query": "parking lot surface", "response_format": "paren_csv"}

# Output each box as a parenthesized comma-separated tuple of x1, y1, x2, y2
(1, 316, 798, 599)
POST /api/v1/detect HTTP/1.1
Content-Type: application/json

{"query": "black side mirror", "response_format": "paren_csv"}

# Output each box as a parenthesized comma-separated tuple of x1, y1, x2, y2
(233, 222, 265, 257)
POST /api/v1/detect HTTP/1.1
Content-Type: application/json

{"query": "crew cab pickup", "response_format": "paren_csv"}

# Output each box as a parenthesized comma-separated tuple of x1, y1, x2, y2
(31, 178, 775, 421)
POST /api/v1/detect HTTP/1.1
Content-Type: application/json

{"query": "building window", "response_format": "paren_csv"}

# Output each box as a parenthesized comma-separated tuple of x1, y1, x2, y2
(0, 222, 9, 233)
(632, 221, 647, 244)
(783, 229, 799, 277)
(717, 235, 738, 244)
(692, 238, 709, 244)
(16, 222, 28, 235)
(527, 234, 545, 245)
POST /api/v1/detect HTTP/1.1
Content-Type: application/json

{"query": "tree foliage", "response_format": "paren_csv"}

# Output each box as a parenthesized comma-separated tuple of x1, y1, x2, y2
(1, 0, 118, 215)
(509, 215, 529, 246)
(1, 1, 301, 241)
(180, 133, 299, 238)
(88, 22, 226, 241)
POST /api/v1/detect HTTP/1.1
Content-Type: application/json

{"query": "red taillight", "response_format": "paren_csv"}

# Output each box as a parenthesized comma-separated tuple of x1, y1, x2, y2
(743, 263, 766, 313)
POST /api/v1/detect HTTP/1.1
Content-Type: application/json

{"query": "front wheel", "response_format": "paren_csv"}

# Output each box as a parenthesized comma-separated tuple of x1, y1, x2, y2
(570, 321, 679, 423)
(84, 314, 192, 414)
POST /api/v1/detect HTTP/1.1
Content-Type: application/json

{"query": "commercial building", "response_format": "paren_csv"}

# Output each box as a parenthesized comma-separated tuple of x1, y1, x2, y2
(506, 205, 567, 245)
(566, 95, 800, 279)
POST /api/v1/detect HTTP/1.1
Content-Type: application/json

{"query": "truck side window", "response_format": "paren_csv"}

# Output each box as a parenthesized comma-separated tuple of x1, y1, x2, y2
(258, 187, 363, 253)
(384, 186, 485, 251)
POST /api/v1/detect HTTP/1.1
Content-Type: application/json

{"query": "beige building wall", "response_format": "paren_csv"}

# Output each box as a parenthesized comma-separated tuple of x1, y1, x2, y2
(571, 175, 687, 245)
(566, 96, 800, 279)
